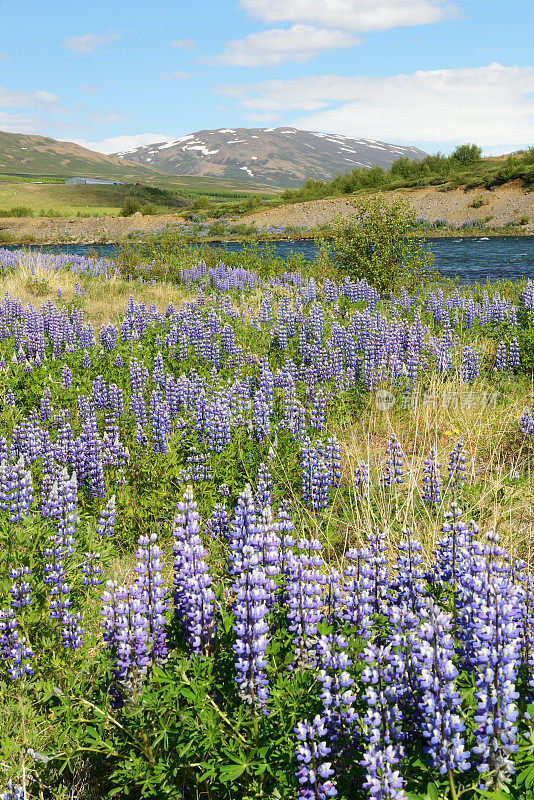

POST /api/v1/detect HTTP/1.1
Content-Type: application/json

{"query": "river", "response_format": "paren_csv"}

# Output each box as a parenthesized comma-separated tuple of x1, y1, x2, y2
(3, 236, 534, 284)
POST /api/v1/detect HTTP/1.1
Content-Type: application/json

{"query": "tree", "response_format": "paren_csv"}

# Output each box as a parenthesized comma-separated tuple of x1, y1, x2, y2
(451, 143, 482, 166)
(327, 196, 434, 293)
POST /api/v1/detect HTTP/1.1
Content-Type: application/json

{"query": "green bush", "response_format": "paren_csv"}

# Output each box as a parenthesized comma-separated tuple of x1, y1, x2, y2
(451, 143, 482, 165)
(120, 196, 142, 216)
(0, 205, 34, 217)
(141, 204, 156, 216)
(208, 219, 227, 236)
(191, 196, 211, 211)
(327, 196, 434, 293)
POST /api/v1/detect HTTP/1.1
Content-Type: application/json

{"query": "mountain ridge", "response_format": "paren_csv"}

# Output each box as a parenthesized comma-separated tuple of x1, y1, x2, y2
(112, 127, 428, 188)
(0, 130, 162, 180)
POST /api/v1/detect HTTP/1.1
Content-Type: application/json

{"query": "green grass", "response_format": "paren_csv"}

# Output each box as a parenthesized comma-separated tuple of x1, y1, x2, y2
(0, 178, 277, 218)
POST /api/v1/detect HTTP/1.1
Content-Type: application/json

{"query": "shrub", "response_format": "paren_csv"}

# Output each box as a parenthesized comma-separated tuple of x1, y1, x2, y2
(120, 196, 142, 216)
(451, 143, 482, 165)
(327, 196, 434, 293)
(141, 204, 156, 216)
(470, 198, 485, 208)
(0, 205, 34, 217)
(191, 196, 211, 211)
(208, 220, 227, 236)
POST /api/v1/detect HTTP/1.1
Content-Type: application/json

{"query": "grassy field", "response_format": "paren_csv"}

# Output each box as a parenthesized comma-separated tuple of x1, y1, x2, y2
(0, 177, 276, 218)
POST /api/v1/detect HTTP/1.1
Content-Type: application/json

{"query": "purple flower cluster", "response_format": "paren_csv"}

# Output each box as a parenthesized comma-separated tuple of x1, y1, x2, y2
(173, 487, 215, 654)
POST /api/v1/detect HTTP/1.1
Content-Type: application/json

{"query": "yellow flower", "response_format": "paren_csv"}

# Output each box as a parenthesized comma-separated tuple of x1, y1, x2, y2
(444, 430, 452, 436)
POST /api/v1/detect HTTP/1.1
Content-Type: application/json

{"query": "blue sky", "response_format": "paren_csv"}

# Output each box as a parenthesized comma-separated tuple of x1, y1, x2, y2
(0, 0, 532, 155)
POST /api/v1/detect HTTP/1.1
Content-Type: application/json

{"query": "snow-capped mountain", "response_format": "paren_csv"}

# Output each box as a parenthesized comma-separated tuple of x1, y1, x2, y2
(112, 127, 427, 188)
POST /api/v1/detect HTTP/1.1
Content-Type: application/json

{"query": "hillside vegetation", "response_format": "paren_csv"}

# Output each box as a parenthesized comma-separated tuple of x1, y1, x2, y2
(0, 180, 272, 220)
(279, 146, 534, 204)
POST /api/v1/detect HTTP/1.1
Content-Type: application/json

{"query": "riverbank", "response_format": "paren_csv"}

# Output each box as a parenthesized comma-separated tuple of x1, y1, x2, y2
(241, 181, 534, 235)
(0, 180, 531, 246)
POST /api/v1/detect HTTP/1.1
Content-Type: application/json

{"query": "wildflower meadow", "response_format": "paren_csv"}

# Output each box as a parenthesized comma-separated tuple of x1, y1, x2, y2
(0, 239, 533, 800)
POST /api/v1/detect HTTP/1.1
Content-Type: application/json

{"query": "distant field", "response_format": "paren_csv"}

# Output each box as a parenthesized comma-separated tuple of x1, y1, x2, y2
(0, 176, 276, 217)
(0, 183, 129, 216)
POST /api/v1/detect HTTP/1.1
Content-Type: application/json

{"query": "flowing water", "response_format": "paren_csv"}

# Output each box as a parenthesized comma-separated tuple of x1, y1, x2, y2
(3, 236, 534, 283)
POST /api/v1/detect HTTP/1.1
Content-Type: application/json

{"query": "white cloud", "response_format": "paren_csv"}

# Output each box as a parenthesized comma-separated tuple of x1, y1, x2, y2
(216, 64, 534, 151)
(0, 111, 47, 133)
(170, 38, 197, 50)
(211, 24, 359, 67)
(159, 70, 189, 81)
(62, 32, 120, 53)
(0, 51, 10, 62)
(89, 111, 128, 123)
(78, 84, 99, 93)
(239, 0, 458, 31)
(65, 133, 175, 155)
(0, 86, 60, 109)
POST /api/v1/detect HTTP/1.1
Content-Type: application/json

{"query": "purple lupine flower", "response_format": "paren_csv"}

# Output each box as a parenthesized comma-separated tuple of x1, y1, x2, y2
(286, 538, 325, 670)
(6, 455, 34, 522)
(316, 634, 357, 745)
(321, 436, 342, 489)
(153, 351, 165, 387)
(256, 462, 273, 509)
(422, 448, 442, 503)
(149, 390, 171, 454)
(100, 581, 151, 703)
(342, 548, 373, 640)
(353, 461, 370, 497)
(9, 567, 32, 609)
(412, 598, 470, 775)
(206, 503, 229, 539)
(80, 411, 106, 498)
(470, 530, 523, 790)
(360, 642, 408, 800)
(310, 389, 327, 431)
(61, 363, 73, 389)
(508, 338, 520, 373)
(520, 397, 534, 435)
(42, 471, 82, 649)
(358, 529, 390, 616)
(295, 716, 337, 799)
(0, 609, 34, 680)
(494, 341, 508, 373)
(173, 486, 215, 654)
(381, 434, 404, 489)
(80, 552, 102, 586)
(134, 532, 168, 663)
(96, 495, 116, 538)
(40, 388, 52, 421)
(448, 439, 466, 487)
(393, 531, 426, 622)
(232, 552, 273, 710)
(0, 782, 26, 800)
(301, 439, 330, 510)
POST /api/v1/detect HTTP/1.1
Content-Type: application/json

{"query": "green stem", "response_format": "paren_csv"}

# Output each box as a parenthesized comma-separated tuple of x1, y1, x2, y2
(448, 768, 459, 800)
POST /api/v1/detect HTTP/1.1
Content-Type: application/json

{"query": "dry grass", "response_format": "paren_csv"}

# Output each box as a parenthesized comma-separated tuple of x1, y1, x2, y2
(1, 266, 195, 326)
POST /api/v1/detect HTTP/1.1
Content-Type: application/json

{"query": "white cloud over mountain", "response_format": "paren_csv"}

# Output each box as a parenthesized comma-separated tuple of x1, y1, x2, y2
(66, 133, 174, 155)
(217, 63, 534, 151)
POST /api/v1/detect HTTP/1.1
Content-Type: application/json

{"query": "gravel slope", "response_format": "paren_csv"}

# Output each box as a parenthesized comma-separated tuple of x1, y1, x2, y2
(243, 181, 534, 232)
